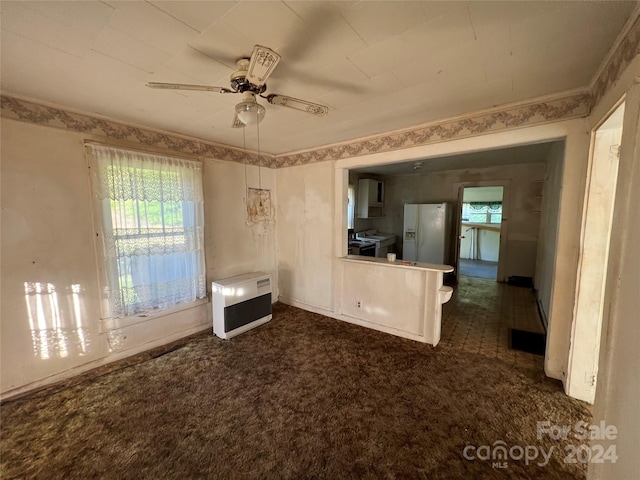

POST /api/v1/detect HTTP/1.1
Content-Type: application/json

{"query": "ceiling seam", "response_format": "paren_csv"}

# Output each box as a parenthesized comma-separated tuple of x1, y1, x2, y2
(144, 0, 201, 34)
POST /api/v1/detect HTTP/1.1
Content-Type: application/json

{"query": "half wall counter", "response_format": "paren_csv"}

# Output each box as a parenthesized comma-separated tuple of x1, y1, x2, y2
(335, 255, 454, 346)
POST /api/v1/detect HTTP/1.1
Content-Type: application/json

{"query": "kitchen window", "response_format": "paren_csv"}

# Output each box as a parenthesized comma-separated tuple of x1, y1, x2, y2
(461, 202, 502, 224)
(87, 144, 206, 319)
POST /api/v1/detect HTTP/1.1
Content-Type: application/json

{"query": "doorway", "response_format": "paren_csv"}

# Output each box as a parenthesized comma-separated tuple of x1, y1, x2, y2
(457, 186, 504, 280)
(566, 101, 625, 403)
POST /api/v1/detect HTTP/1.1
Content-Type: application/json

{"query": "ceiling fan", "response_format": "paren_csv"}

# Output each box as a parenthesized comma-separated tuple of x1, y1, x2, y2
(146, 45, 329, 128)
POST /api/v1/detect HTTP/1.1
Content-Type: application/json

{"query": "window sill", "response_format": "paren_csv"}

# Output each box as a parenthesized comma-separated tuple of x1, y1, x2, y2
(101, 298, 209, 331)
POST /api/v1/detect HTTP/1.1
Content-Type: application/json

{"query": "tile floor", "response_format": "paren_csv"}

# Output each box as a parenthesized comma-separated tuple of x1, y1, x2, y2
(440, 274, 546, 371)
(459, 259, 498, 279)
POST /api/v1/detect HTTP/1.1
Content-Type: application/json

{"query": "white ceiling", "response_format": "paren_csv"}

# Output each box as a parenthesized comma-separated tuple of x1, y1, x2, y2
(0, 1, 636, 155)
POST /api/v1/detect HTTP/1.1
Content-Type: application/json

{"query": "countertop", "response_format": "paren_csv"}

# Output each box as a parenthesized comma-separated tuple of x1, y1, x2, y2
(461, 222, 501, 233)
(355, 231, 396, 242)
(341, 255, 454, 273)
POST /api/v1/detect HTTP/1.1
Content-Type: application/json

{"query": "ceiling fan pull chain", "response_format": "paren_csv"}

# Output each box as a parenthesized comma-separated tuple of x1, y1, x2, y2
(257, 120, 262, 193)
(243, 126, 249, 199)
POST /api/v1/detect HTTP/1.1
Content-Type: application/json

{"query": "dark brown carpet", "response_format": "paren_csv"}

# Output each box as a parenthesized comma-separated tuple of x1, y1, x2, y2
(1, 303, 590, 479)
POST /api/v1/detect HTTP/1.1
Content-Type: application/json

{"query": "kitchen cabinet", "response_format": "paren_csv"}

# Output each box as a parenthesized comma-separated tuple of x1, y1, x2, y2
(357, 179, 384, 218)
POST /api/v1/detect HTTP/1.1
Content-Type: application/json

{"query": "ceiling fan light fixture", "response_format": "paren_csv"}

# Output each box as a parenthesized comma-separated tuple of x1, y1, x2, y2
(146, 44, 328, 128)
(235, 100, 265, 126)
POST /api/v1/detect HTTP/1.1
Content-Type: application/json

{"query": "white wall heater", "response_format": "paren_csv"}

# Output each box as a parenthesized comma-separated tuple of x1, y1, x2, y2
(212, 272, 272, 339)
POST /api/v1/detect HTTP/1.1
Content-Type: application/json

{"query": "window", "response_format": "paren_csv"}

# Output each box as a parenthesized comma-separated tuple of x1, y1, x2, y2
(461, 202, 502, 224)
(88, 145, 206, 319)
(347, 185, 355, 229)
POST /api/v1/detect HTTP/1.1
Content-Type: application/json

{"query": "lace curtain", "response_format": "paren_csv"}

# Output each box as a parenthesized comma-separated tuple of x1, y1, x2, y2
(88, 145, 206, 319)
(469, 201, 502, 211)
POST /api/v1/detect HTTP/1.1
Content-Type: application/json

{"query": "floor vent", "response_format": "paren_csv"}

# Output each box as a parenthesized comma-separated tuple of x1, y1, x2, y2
(509, 328, 546, 356)
(507, 276, 533, 288)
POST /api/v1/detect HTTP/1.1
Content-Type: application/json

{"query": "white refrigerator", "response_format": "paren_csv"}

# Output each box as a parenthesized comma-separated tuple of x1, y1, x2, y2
(403, 203, 452, 264)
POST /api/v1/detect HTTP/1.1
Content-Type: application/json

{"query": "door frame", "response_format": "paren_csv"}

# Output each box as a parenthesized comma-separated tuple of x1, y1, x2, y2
(566, 98, 626, 403)
(454, 180, 511, 282)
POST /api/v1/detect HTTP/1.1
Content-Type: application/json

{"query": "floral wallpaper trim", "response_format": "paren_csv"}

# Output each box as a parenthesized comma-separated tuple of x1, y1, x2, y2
(274, 92, 592, 168)
(2, 91, 591, 171)
(591, 15, 640, 106)
(0, 95, 276, 168)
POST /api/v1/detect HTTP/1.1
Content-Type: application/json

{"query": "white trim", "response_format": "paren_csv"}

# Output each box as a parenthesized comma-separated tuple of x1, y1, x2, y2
(330, 314, 429, 344)
(277, 297, 334, 317)
(278, 296, 431, 344)
(101, 298, 209, 331)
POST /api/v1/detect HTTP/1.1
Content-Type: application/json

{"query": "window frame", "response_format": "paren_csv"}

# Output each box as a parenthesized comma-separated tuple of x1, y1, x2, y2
(86, 143, 207, 325)
(461, 202, 503, 224)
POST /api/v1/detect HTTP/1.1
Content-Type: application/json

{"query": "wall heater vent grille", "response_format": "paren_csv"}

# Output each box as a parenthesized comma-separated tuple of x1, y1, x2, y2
(212, 272, 272, 339)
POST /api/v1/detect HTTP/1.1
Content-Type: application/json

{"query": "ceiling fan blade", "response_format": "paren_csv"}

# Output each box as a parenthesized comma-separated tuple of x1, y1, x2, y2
(266, 94, 328, 116)
(146, 82, 232, 93)
(232, 114, 244, 129)
(246, 45, 281, 87)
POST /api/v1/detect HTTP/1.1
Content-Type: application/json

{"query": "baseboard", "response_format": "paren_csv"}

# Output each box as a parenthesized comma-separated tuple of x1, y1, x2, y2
(1, 322, 211, 402)
(277, 296, 334, 317)
(277, 296, 431, 345)
(332, 313, 429, 345)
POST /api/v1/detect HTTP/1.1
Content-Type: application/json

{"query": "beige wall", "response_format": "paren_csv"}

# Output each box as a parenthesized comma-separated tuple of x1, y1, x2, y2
(0, 118, 277, 397)
(1, 119, 111, 394)
(534, 141, 565, 327)
(276, 161, 334, 312)
(203, 157, 278, 287)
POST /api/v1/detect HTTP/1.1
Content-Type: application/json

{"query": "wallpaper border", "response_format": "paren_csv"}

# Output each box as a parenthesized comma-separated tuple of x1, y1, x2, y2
(591, 14, 640, 106)
(275, 92, 591, 168)
(1, 91, 591, 170)
(0, 95, 277, 168)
